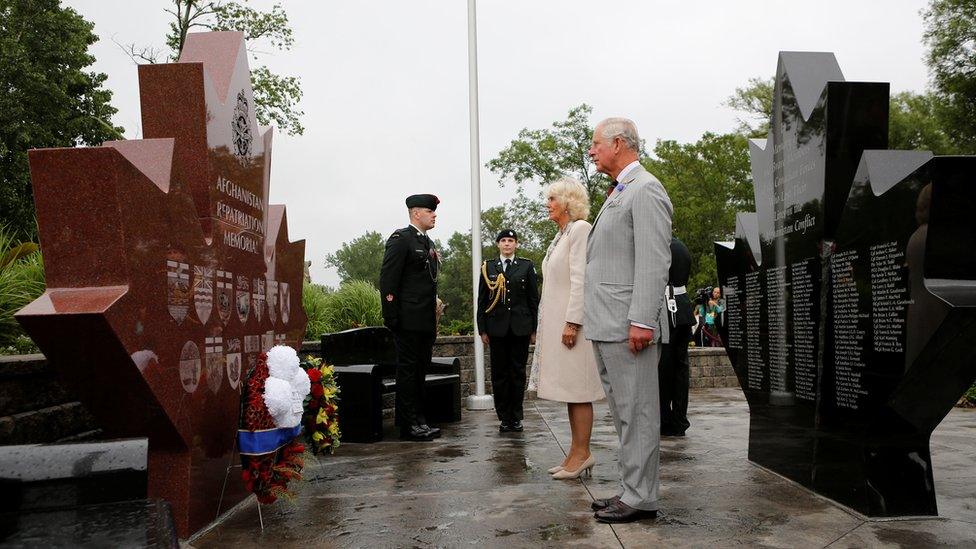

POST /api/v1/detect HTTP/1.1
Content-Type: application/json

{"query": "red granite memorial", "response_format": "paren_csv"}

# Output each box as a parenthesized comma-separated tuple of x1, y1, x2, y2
(16, 31, 307, 538)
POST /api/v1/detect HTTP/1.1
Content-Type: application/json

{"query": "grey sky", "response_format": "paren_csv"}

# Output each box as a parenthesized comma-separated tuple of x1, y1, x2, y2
(64, 0, 932, 286)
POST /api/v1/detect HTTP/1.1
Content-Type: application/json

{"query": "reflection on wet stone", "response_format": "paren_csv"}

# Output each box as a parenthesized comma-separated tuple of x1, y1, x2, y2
(715, 51, 976, 517)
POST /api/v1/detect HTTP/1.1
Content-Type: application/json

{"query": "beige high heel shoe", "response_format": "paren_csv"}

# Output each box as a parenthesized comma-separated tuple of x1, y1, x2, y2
(551, 455, 595, 479)
(547, 465, 565, 474)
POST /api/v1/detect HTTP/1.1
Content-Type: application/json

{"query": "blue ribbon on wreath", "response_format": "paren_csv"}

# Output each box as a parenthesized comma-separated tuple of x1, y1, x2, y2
(238, 425, 303, 456)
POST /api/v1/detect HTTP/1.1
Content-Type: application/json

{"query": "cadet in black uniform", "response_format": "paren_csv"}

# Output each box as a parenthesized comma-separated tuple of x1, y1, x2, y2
(659, 236, 695, 436)
(477, 229, 540, 432)
(380, 194, 442, 441)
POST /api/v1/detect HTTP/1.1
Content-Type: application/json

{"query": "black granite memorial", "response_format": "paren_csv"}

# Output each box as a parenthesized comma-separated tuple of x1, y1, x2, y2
(715, 51, 976, 517)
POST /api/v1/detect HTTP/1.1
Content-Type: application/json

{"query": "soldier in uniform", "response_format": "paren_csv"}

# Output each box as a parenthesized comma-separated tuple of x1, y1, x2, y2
(658, 236, 695, 437)
(380, 194, 442, 441)
(477, 229, 540, 432)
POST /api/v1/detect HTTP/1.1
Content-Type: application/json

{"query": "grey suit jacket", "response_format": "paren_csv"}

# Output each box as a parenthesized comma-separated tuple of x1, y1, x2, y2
(583, 165, 673, 343)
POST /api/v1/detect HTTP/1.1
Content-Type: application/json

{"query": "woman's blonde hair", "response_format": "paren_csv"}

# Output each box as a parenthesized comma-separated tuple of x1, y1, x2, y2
(545, 176, 590, 221)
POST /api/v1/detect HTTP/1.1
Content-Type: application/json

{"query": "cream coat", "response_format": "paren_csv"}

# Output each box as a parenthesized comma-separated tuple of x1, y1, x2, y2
(533, 220, 605, 403)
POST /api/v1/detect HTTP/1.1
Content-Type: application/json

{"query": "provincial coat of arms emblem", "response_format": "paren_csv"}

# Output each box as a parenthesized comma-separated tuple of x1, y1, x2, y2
(225, 338, 242, 390)
(166, 259, 190, 324)
(252, 277, 266, 322)
(179, 340, 201, 394)
(236, 275, 251, 324)
(204, 335, 224, 394)
(216, 270, 233, 325)
(280, 282, 290, 325)
(192, 265, 214, 325)
(267, 278, 278, 325)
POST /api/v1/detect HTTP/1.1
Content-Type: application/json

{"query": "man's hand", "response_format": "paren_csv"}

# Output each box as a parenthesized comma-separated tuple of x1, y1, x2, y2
(480, 333, 489, 346)
(628, 325, 654, 355)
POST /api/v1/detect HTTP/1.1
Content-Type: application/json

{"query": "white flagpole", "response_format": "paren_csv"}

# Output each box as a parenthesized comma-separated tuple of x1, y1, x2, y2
(466, 0, 492, 411)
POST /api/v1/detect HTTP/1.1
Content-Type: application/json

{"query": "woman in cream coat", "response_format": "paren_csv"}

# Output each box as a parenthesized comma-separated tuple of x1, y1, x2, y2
(530, 176, 604, 479)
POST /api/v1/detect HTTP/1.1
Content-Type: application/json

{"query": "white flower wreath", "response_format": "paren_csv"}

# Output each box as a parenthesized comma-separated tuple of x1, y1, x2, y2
(263, 344, 311, 428)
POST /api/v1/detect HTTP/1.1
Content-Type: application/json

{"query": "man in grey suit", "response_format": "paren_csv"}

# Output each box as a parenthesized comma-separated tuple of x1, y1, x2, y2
(584, 118, 673, 523)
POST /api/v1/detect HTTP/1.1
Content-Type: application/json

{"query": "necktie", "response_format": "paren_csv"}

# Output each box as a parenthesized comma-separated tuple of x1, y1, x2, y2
(504, 258, 511, 272)
(607, 180, 618, 197)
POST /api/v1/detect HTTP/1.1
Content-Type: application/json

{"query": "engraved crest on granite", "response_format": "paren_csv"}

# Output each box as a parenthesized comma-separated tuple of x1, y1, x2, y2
(235, 275, 250, 324)
(231, 89, 252, 163)
(204, 335, 224, 394)
(166, 259, 190, 324)
(216, 270, 233, 325)
(192, 265, 214, 325)
(179, 341, 201, 394)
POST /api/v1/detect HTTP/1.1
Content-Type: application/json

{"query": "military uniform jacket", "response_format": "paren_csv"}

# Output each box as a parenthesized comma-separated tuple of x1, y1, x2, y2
(380, 226, 438, 333)
(477, 256, 540, 338)
(667, 237, 695, 329)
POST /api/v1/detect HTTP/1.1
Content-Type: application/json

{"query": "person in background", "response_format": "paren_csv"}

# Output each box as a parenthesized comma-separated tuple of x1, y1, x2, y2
(710, 286, 725, 338)
(697, 288, 723, 347)
(529, 177, 605, 479)
(477, 229, 539, 433)
(659, 236, 695, 437)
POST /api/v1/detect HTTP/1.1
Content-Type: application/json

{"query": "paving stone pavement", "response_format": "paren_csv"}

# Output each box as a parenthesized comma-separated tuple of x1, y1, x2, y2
(192, 389, 976, 548)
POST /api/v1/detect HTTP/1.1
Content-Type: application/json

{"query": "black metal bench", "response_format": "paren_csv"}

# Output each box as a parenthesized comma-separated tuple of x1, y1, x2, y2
(320, 327, 461, 442)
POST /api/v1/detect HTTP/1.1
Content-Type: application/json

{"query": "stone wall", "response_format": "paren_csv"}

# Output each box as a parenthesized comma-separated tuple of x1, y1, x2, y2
(0, 354, 99, 445)
(1, 339, 737, 443)
(429, 337, 737, 399)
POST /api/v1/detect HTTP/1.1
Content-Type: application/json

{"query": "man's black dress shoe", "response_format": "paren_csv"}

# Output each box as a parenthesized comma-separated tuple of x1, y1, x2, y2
(593, 501, 658, 523)
(510, 420, 523, 432)
(400, 425, 435, 441)
(418, 424, 441, 438)
(591, 495, 620, 511)
(661, 429, 685, 437)
(499, 422, 512, 433)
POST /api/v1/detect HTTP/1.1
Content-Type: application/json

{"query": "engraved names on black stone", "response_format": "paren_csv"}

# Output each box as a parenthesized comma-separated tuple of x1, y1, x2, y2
(790, 258, 817, 400)
(766, 266, 788, 392)
(745, 271, 763, 390)
(870, 241, 907, 353)
(831, 249, 866, 409)
(725, 275, 744, 349)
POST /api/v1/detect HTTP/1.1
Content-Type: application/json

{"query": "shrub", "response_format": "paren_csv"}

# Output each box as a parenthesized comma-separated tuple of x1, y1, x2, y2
(303, 280, 382, 339)
(0, 228, 45, 348)
(964, 383, 976, 407)
(441, 319, 473, 336)
(303, 281, 332, 340)
(325, 280, 383, 333)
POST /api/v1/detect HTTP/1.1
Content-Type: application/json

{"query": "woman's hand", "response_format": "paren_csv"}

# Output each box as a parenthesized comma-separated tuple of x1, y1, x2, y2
(562, 323, 580, 348)
(481, 333, 489, 346)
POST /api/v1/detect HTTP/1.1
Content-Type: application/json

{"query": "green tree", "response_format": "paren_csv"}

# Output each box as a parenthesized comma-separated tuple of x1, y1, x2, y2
(0, 0, 123, 239)
(324, 230, 385, 288)
(724, 76, 774, 137)
(488, 103, 612, 221)
(436, 231, 474, 327)
(645, 133, 754, 292)
(122, 0, 304, 135)
(923, 0, 976, 154)
(889, 91, 959, 154)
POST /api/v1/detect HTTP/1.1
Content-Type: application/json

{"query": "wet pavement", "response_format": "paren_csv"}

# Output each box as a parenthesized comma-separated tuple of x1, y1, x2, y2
(192, 389, 976, 548)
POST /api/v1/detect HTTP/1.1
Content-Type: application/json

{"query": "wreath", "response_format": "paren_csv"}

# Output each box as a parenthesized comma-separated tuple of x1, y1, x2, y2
(301, 355, 341, 454)
(238, 345, 311, 504)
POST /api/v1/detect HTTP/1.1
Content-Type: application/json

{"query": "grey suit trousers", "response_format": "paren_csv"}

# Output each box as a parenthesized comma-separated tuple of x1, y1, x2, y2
(593, 340, 661, 511)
